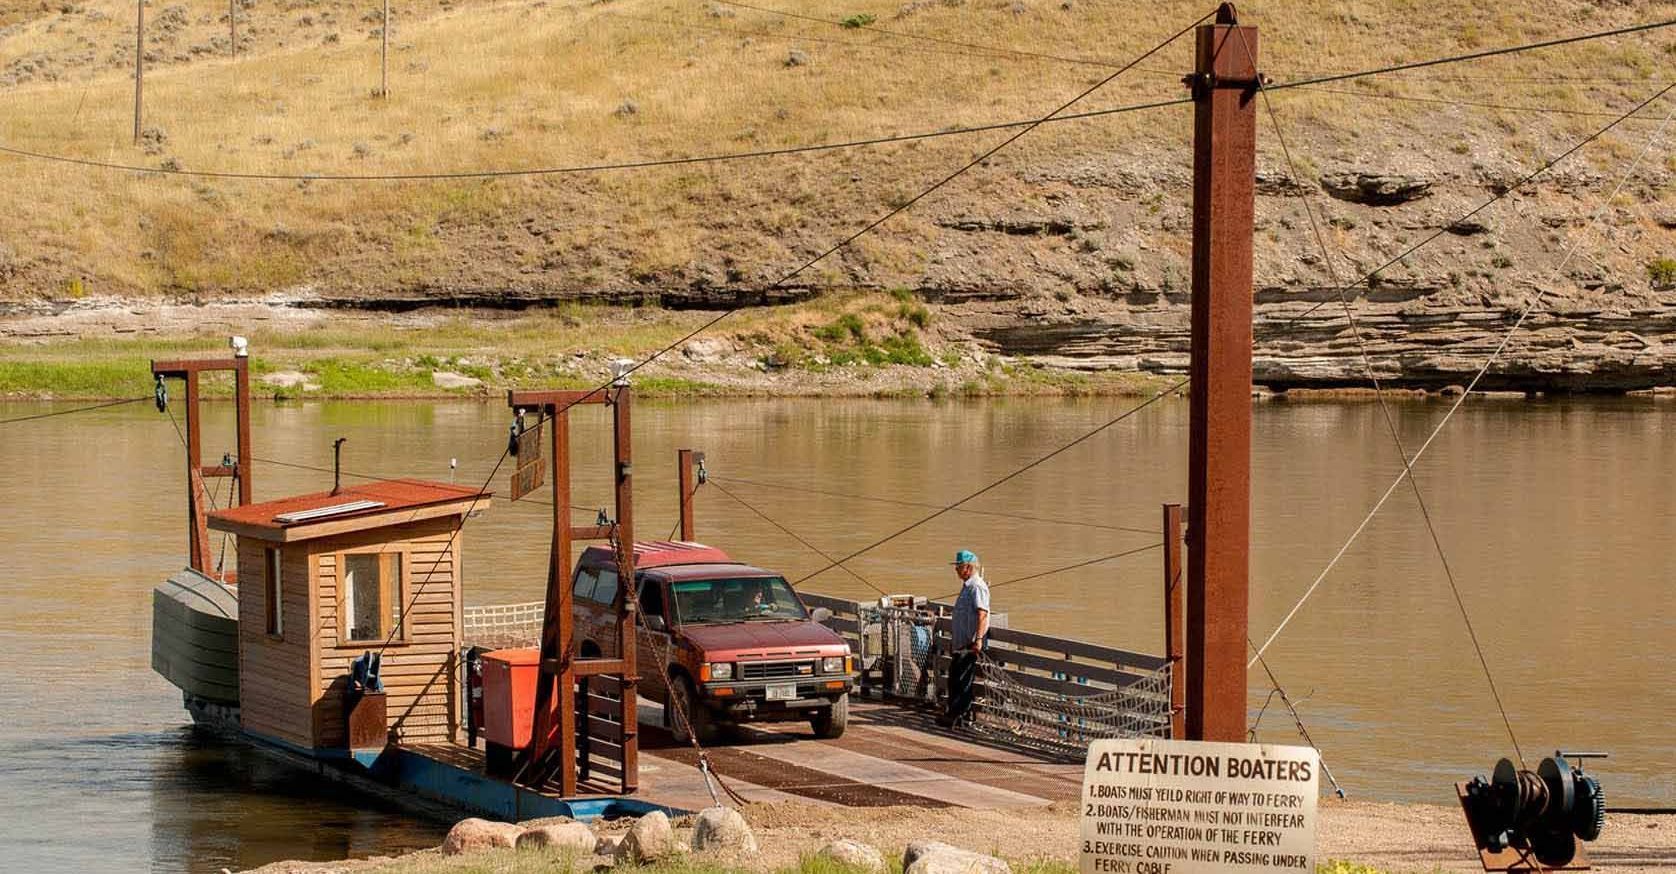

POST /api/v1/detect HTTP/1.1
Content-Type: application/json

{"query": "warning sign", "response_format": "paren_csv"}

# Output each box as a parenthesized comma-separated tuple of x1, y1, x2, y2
(1079, 738, 1319, 874)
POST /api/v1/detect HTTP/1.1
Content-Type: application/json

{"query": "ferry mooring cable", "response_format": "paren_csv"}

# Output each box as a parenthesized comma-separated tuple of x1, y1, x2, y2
(707, 477, 892, 597)
(930, 541, 1164, 603)
(527, 6, 1214, 424)
(1235, 25, 1531, 769)
(0, 395, 149, 425)
(1248, 80, 1676, 678)
(709, 474, 1161, 537)
(792, 378, 1187, 586)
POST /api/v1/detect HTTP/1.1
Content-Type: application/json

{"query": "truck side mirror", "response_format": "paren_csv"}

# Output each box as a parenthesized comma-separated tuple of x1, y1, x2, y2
(810, 607, 833, 623)
(644, 614, 667, 633)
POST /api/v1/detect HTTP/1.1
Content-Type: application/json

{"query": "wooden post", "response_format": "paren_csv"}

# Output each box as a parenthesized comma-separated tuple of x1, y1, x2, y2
(234, 356, 252, 506)
(1162, 502, 1185, 739)
(229, 0, 236, 57)
(528, 406, 577, 796)
(676, 448, 696, 542)
(183, 370, 212, 572)
(380, 0, 390, 97)
(613, 387, 639, 793)
(1185, 3, 1257, 744)
(133, 0, 144, 145)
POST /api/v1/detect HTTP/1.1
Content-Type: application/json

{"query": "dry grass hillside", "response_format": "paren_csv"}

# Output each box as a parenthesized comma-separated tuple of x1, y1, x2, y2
(0, 0, 1672, 305)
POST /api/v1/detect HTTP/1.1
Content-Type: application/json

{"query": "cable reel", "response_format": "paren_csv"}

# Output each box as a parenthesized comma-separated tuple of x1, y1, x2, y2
(1461, 751, 1607, 868)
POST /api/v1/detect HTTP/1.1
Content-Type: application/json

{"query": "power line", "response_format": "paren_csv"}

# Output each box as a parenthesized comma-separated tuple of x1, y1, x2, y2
(709, 474, 1160, 536)
(793, 379, 1187, 586)
(0, 395, 149, 425)
(1286, 85, 1663, 122)
(1, 16, 1670, 183)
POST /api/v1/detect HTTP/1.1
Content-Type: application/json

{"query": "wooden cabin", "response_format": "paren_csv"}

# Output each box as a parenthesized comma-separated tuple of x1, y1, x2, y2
(207, 479, 490, 752)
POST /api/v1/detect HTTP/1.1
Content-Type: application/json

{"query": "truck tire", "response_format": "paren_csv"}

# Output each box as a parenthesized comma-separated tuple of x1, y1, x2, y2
(669, 675, 716, 745)
(811, 692, 849, 739)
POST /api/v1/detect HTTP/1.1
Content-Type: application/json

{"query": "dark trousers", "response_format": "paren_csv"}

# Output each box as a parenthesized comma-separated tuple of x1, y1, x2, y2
(947, 649, 979, 724)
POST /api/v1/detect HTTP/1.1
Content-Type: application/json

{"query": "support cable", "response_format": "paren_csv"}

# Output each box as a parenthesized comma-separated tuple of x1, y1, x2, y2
(709, 474, 1160, 536)
(1246, 651, 1346, 799)
(792, 379, 1187, 585)
(707, 477, 891, 596)
(1235, 26, 1529, 768)
(1248, 82, 1676, 676)
(0, 395, 149, 425)
(931, 541, 1163, 602)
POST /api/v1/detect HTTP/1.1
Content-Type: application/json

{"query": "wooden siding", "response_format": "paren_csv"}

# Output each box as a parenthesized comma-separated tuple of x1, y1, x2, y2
(236, 541, 314, 747)
(310, 517, 461, 747)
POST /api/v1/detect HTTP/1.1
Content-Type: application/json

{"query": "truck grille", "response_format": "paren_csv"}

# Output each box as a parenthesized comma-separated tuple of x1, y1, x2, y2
(740, 660, 815, 681)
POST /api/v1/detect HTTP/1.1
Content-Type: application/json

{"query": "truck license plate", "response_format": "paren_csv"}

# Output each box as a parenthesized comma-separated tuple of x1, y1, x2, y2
(765, 683, 797, 701)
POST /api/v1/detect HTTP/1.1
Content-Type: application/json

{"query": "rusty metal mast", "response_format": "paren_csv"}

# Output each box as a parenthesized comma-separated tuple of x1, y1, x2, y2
(506, 385, 640, 796)
(1184, 3, 1257, 743)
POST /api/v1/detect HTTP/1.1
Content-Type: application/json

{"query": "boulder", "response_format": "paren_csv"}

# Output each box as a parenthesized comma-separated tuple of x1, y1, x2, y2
(517, 821, 598, 854)
(690, 806, 757, 854)
(615, 810, 676, 864)
(431, 370, 483, 389)
(440, 817, 522, 855)
(903, 840, 1011, 874)
(819, 839, 886, 873)
(1320, 172, 1432, 206)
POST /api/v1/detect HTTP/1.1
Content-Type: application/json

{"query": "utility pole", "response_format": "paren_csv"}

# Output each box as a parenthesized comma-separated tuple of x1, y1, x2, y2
(1184, 3, 1257, 743)
(133, 0, 144, 145)
(380, 0, 390, 97)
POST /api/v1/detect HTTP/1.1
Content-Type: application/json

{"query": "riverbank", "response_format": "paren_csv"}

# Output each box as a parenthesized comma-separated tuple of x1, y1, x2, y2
(0, 294, 1171, 400)
(7, 295, 1675, 401)
(239, 799, 1676, 874)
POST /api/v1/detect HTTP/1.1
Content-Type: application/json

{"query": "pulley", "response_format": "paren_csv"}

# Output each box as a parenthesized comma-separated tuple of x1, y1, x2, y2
(154, 374, 168, 412)
(1461, 751, 1607, 868)
(508, 409, 526, 457)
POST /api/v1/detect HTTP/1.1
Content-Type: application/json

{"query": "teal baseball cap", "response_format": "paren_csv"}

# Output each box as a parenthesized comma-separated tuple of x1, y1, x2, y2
(952, 549, 978, 565)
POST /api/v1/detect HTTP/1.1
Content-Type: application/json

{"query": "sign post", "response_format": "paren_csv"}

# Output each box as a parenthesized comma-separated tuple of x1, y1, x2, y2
(1081, 738, 1318, 874)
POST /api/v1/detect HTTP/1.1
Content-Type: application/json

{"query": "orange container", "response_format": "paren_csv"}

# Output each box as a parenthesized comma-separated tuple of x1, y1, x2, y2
(480, 647, 553, 749)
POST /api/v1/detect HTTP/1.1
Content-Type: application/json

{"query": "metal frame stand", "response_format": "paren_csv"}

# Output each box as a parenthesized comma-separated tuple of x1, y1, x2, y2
(151, 355, 253, 575)
(506, 386, 639, 796)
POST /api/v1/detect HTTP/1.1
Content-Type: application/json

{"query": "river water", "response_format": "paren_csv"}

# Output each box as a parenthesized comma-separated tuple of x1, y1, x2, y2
(1, 396, 1671, 871)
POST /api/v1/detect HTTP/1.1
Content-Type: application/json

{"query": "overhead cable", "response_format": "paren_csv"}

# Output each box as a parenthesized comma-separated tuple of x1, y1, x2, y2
(0, 395, 149, 425)
(1248, 80, 1676, 675)
(793, 379, 1187, 585)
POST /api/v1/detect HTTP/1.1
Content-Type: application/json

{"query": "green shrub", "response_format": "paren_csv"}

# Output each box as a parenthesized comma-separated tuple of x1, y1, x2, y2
(1647, 257, 1676, 288)
(839, 12, 876, 28)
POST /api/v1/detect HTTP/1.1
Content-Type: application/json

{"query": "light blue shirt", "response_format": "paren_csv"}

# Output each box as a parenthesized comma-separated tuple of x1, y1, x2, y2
(951, 574, 990, 650)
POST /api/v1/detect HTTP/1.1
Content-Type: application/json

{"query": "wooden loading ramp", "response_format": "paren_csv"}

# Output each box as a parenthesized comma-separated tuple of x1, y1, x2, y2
(408, 699, 1084, 815)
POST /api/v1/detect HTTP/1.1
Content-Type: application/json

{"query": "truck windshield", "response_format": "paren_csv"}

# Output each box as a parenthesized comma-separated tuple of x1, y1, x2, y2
(670, 577, 808, 624)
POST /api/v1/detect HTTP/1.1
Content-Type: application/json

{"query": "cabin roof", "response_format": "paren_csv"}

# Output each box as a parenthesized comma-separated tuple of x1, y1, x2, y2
(208, 478, 490, 543)
(579, 540, 734, 569)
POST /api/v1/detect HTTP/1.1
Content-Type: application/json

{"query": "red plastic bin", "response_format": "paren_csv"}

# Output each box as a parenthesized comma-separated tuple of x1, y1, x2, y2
(480, 647, 555, 749)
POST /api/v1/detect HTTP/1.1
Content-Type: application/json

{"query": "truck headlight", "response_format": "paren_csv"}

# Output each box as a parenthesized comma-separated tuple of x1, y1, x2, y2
(705, 662, 733, 681)
(821, 656, 845, 674)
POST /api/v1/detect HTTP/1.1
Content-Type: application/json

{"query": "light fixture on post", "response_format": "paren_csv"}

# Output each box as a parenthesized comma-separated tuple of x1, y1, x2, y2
(609, 358, 635, 387)
(229, 336, 249, 358)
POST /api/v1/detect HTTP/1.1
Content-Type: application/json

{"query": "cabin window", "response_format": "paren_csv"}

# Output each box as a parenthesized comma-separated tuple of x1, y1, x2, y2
(572, 567, 600, 603)
(592, 569, 620, 608)
(342, 551, 404, 644)
(264, 546, 283, 637)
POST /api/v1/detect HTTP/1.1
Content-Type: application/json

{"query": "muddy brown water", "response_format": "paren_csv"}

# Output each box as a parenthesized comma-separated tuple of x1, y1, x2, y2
(1, 396, 1671, 871)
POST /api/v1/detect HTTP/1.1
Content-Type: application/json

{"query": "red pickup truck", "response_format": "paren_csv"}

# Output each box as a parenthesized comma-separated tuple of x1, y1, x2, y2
(572, 541, 855, 742)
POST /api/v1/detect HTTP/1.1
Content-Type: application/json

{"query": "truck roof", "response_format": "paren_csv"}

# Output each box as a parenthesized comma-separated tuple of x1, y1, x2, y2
(579, 540, 736, 570)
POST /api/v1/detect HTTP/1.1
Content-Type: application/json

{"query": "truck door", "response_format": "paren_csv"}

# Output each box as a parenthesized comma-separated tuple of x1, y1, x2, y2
(636, 575, 672, 702)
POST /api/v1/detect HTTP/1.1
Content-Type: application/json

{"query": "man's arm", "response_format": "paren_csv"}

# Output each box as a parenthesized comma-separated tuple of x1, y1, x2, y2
(973, 609, 989, 652)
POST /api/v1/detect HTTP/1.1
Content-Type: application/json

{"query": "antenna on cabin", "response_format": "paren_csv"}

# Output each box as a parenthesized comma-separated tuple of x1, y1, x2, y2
(332, 437, 348, 495)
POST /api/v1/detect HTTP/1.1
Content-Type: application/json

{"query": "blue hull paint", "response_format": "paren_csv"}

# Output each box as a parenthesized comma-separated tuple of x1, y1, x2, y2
(238, 728, 681, 823)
